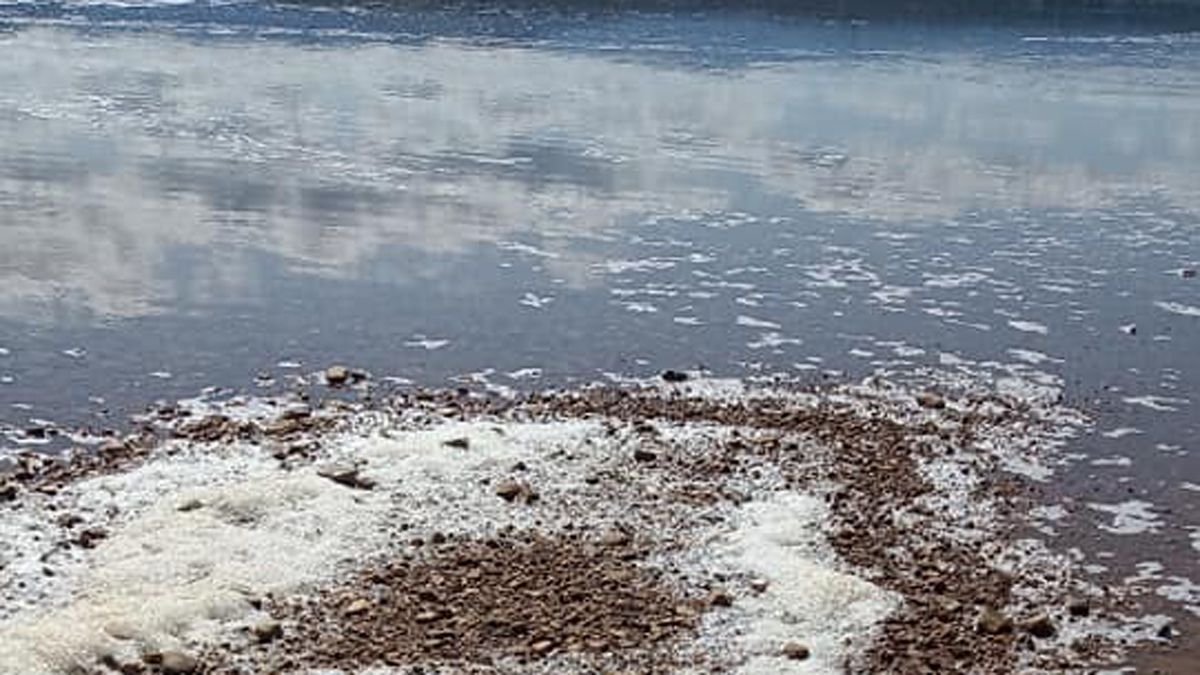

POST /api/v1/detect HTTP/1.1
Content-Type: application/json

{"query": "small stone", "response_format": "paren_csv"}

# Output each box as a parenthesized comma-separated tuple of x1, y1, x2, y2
(442, 437, 470, 450)
(158, 650, 199, 675)
(317, 464, 372, 490)
(1067, 598, 1090, 617)
(781, 641, 810, 660)
(324, 365, 350, 386)
(599, 528, 631, 547)
(530, 639, 555, 655)
(661, 370, 689, 383)
(98, 438, 128, 454)
(707, 589, 734, 608)
(977, 607, 1014, 635)
(1120, 323, 1137, 336)
(749, 578, 769, 594)
(916, 391, 945, 409)
(495, 479, 523, 502)
(177, 499, 204, 512)
(344, 599, 371, 616)
(1024, 614, 1056, 638)
(76, 527, 108, 549)
(633, 448, 658, 462)
(0, 482, 17, 502)
(253, 619, 282, 643)
(1182, 268, 1196, 279)
(103, 621, 138, 640)
(1157, 622, 1174, 640)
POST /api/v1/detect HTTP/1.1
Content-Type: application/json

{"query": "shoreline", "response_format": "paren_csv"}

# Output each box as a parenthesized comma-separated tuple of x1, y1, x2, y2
(0, 370, 1187, 673)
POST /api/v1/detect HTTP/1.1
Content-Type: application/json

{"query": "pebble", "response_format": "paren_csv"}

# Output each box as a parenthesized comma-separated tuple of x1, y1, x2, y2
(442, 437, 470, 450)
(98, 438, 128, 454)
(749, 578, 769, 594)
(661, 370, 689, 383)
(633, 448, 658, 462)
(344, 599, 371, 616)
(494, 479, 524, 502)
(317, 464, 373, 490)
(157, 650, 199, 675)
(976, 607, 1014, 635)
(781, 641, 810, 660)
(177, 499, 204, 512)
(599, 528, 631, 547)
(325, 365, 350, 386)
(915, 391, 946, 409)
(530, 639, 555, 655)
(253, 619, 283, 643)
(1067, 598, 1090, 617)
(1182, 268, 1197, 279)
(1024, 614, 1056, 639)
(707, 589, 734, 608)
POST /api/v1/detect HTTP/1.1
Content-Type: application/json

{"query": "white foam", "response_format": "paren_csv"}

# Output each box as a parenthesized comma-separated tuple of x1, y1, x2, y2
(713, 494, 898, 674)
(736, 315, 782, 330)
(1008, 320, 1049, 335)
(1154, 301, 1200, 317)
(1087, 501, 1162, 535)
(1122, 395, 1189, 412)
(0, 420, 604, 674)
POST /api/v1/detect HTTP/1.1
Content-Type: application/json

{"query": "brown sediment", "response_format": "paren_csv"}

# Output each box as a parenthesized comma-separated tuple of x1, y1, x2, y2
(208, 532, 704, 674)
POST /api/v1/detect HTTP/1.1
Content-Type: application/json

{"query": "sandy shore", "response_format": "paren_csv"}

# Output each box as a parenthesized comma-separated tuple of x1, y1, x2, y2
(0, 370, 1178, 673)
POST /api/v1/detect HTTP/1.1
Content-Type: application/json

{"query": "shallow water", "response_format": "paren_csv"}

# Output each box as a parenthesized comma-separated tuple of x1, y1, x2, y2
(0, 0, 1198, 636)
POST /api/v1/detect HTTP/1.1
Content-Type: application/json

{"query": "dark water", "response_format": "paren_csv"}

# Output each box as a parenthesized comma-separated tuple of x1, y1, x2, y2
(0, 0, 1198, 634)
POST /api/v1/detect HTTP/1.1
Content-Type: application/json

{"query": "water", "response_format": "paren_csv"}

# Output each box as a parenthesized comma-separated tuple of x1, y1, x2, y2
(0, 0, 1198, 649)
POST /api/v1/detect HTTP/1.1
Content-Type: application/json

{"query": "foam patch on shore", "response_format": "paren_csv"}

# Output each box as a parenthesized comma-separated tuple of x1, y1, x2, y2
(715, 494, 898, 674)
(0, 410, 896, 674)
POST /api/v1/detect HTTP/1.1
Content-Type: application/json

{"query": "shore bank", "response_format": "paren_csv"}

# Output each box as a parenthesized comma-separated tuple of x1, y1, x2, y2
(0, 371, 1183, 673)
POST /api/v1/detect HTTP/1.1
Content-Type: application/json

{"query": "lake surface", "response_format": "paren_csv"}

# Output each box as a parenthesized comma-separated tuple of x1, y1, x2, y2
(0, 0, 1198, 640)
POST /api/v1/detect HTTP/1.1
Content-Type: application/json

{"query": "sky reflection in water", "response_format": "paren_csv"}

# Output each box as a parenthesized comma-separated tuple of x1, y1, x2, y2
(0, 3, 1198, 618)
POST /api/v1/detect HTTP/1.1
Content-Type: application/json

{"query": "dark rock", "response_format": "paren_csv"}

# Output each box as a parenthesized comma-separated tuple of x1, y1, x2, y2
(661, 370, 689, 383)
(1024, 614, 1056, 638)
(1182, 268, 1196, 279)
(0, 482, 18, 502)
(633, 448, 658, 463)
(177, 499, 204, 513)
(75, 527, 108, 549)
(781, 641, 810, 660)
(977, 607, 1014, 634)
(442, 437, 470, 450)
(1157, 622, 1174, 640)
(1067, 598, 1090, 617)
(749, 578, 769, 594)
